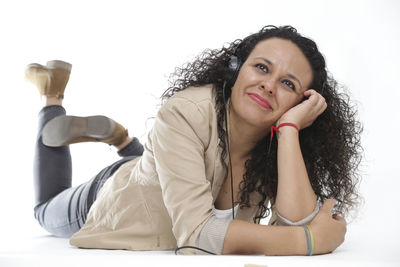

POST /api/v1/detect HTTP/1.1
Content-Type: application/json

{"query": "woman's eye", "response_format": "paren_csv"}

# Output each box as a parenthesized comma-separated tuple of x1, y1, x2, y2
(256, 64, 269, 73)
(282, 80, 296, 91)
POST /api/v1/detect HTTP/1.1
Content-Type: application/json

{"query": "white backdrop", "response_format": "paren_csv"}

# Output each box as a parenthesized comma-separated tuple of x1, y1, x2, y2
(0, 0, 399, 266)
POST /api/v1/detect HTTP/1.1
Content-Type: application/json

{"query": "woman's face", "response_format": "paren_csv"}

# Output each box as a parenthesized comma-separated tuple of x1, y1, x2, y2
(230, 37, 313, 131)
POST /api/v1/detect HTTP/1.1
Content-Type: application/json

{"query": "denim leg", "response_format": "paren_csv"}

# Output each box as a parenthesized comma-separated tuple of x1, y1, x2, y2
(34, 105, 72, 207)
(34, 156, 135, 238)
(33, 106, 94, 237)
(33, 107, 143, 237)
(34, 177, 94, 237)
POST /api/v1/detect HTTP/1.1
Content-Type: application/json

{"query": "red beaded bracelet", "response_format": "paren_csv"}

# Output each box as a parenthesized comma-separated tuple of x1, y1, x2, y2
(270, 122, 299, 140)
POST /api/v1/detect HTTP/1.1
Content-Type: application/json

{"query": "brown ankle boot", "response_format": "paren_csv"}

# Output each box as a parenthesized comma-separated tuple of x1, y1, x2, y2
(42, 115, 129, 147)
(25, 60, 72, 99)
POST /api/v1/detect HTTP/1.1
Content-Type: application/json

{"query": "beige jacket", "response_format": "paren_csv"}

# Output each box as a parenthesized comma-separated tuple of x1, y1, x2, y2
(69, 84, 319, 253)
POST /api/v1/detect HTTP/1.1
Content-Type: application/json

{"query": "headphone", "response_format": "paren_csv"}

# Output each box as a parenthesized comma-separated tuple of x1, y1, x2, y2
(223, 42, 244, 94)
(223, 31, 260, 92)
(225, 54, 242, 91)
(222, 50, 243, 222)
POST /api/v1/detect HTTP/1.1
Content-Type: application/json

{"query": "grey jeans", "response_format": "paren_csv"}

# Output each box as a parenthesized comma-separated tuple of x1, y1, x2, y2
(33, 105, 144, 238)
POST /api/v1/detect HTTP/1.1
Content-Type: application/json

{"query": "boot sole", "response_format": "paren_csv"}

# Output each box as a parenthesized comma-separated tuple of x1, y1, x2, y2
(42, 115, 115, 147)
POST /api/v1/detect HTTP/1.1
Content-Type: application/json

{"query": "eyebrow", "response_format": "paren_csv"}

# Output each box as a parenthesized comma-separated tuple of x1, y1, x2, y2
(254, 57, 303, 90)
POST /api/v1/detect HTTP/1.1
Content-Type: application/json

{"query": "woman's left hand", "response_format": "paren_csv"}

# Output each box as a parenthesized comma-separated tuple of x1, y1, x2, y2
(277, 89, 327, 130)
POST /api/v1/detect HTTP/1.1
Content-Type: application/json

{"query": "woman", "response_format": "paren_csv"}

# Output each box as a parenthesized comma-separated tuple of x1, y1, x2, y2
(27, 25, 362, 255)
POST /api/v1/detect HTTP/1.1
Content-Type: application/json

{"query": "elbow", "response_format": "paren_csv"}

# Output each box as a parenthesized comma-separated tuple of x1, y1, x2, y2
(274, 200, 320, 226)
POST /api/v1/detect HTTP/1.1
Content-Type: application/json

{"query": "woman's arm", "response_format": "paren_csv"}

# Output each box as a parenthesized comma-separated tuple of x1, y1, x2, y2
(222, 198, 346, 255)
(222, 220, 306, 255)
(274, 89, 327, 222)
(275, 126, 317, 222)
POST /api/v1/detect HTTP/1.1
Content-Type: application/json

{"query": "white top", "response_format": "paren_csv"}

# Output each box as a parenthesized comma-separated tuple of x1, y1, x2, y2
(212, 205, 239, 219)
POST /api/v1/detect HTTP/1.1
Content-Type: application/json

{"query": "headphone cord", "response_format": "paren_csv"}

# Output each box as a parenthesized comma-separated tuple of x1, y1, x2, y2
(174, 246, 216, 255)
(222, 81, 236, 220)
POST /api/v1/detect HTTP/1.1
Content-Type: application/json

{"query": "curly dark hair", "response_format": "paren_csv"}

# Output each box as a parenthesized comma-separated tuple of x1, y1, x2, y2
(161, 25, 363, 223)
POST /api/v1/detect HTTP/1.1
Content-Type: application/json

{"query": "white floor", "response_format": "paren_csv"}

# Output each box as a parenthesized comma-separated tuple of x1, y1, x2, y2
(1, 219, 398, 267)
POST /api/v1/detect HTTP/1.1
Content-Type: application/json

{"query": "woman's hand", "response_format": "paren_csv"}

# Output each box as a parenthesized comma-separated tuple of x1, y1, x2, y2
(308, 199, 347, 255)
(277, 89, 327, 130)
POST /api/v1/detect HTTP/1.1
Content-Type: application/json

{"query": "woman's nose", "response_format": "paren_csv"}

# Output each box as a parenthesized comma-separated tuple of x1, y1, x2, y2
(260, 78, 277, 95)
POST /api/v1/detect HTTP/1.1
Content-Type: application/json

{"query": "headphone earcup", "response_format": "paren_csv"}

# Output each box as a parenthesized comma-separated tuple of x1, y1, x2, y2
(228, 55, 239, 71)
(225, 55, 242, 90)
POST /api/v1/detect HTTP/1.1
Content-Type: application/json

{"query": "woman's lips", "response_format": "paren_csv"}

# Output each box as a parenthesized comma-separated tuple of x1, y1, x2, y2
(248, 93, 272, 109)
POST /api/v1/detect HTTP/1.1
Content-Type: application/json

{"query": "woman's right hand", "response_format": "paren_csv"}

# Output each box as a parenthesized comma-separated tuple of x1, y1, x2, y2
(308, 198, 347, 255)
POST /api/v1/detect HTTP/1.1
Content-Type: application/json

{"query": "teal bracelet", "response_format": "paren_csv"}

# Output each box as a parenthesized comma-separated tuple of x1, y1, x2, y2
(303, 226, 312, 256)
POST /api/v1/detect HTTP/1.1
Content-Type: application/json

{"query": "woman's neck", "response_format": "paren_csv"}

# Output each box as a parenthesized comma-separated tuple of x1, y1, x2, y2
(227, 108, 270, 162)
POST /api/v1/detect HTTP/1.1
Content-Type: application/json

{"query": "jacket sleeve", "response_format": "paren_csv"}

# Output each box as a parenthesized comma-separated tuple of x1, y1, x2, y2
(152, 96, 216, 252)
(196, 215, 232, 254)
(268, 200, 321, 226)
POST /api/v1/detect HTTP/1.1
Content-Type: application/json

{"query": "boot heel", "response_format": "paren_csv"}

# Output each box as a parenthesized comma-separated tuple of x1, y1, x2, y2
(46, 60, 72, 72)
(86, 116, 116, 138)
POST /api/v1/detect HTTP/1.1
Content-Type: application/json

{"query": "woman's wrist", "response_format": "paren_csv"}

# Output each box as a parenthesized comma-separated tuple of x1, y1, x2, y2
(276, 123, 299, 140)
